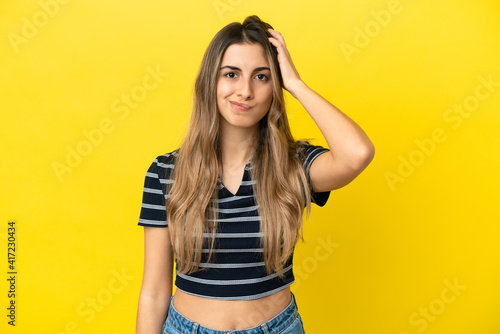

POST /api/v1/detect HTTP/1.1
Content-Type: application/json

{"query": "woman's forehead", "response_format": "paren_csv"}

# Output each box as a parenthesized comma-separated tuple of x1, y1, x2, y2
(221, 43, 269, 69)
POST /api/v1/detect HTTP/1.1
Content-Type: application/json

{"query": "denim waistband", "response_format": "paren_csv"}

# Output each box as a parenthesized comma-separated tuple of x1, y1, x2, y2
(165, 291, 299, 334)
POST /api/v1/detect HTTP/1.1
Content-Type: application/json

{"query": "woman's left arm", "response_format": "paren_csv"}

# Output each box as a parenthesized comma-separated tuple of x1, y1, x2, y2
(268, 29, 375, 193)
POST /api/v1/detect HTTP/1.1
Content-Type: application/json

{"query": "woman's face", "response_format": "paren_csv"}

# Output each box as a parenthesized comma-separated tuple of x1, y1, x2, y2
(216, 42, 273, 135)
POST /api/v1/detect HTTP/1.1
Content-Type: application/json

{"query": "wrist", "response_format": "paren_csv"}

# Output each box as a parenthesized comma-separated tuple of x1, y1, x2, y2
(286, 79, 308, 99)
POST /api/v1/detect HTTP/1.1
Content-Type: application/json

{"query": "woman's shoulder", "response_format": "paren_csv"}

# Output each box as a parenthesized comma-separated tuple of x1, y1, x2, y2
(147, 149, 179, 178)
(155, 149, 179, 164)
(294, 141, 330, 160)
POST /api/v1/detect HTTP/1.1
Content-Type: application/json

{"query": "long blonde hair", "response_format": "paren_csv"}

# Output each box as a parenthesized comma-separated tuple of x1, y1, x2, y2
(167, 15, 312, 277)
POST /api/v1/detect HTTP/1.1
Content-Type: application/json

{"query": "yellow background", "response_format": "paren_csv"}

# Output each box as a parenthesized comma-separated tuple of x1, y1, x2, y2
(1, 0, 499, 333)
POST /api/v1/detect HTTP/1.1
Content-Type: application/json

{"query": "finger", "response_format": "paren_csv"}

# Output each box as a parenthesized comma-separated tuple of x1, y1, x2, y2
(268, 37, 283, 50)
(268, 35, 287, 51)
(268, 37, 290, 59)
(267, 29, 286, 47)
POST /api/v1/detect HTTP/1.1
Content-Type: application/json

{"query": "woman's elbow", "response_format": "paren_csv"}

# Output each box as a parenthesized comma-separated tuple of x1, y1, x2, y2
(352, 141, 375, 172)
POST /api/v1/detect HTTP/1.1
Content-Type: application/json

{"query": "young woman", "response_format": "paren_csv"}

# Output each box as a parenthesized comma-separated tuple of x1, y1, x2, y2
(136, 15, 374, 334)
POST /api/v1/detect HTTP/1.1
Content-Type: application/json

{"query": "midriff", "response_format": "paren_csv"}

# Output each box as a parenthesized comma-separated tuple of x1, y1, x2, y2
(172, 287, 292, 330)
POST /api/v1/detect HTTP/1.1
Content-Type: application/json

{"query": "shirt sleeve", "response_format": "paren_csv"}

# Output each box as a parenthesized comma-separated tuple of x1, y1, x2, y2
(137, 154, 172, 227)
(297, 143, 331, 207)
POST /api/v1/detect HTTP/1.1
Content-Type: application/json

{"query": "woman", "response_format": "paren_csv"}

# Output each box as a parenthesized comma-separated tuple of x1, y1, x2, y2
(136, 15, 374, 334)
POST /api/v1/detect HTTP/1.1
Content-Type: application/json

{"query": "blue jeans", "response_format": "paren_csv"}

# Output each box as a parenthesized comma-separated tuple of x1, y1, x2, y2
(162, 292, 305, 334)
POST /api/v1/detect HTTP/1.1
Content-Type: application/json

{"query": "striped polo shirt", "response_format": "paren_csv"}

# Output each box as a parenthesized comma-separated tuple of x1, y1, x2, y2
(138, 143, 330, 300)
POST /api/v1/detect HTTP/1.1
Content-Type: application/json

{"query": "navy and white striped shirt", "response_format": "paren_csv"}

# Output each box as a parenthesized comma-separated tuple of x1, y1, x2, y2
(138, 143, 330, 300)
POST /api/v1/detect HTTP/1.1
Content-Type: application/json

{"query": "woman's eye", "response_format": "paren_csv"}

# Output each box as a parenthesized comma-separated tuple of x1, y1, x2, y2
(256, 74, 268, 81)
(224, 72, 237, 78)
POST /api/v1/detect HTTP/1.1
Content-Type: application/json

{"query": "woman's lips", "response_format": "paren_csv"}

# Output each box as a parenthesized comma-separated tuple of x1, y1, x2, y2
(230, 101, 252, 111)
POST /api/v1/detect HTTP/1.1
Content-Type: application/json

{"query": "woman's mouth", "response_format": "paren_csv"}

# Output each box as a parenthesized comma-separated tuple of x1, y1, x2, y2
(230, 101, 252, 111)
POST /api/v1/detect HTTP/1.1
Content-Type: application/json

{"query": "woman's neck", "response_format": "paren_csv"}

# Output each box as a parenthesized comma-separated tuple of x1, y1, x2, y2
(219, 124, 258, 170)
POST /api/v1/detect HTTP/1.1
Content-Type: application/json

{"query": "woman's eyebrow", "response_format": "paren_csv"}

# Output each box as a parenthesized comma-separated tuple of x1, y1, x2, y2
(220, 65, 271, 72)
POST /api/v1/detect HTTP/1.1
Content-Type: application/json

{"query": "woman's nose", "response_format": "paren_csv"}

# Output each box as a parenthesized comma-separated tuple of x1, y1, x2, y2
(236, 78, 253, 99)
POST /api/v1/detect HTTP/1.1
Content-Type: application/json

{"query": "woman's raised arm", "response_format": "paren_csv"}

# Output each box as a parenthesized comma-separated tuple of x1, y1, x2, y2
(268, 29, 375, 192)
